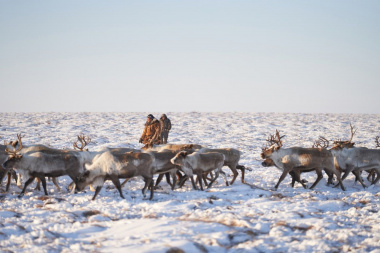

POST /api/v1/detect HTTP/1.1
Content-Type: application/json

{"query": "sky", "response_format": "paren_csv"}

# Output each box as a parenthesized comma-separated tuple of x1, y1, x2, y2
(0, 1, 379, 113)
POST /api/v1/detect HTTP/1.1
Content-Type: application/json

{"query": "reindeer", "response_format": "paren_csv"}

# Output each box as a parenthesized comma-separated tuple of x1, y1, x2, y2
(261, 130, 346, 191)
(2, 134, 90, 197)
(197, 147, 244, 185)
(3, 134, 79, 192)
(145, 150, 187, 190)
(0, 141, 18, 191)
(331, 125, 380, 187)
(75, 151, 155, 200)
(170, 151, 226, 191)
(141, 144, 202, 189)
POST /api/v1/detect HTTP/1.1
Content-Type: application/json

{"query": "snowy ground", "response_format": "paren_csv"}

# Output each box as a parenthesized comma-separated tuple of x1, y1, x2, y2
(0, 112, 380, 253)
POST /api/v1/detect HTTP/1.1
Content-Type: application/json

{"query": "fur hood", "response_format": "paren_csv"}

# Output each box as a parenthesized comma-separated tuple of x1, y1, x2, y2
(145, 118, 159, 126)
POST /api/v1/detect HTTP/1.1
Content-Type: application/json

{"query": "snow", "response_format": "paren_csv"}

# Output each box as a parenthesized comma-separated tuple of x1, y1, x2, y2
(1, 112, 380, 252)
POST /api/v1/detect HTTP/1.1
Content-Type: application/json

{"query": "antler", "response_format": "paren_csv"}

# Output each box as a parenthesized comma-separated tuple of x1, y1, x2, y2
(73, 135, 91, 151)
(333, 123, 357, 148)
(275, 129, 285, 148)
(375, 136, 380, 148)
(312, 136, 329, 149)
(265, 129, 284, 148)
(5, 134, 23, 157)
(348, 123, 357, 143)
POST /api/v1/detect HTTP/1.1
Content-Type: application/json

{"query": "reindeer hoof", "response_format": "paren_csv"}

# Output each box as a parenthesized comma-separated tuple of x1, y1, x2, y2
(18, 193, 24, 198)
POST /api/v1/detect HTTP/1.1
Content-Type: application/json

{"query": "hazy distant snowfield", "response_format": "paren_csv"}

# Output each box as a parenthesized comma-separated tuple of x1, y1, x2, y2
(1, 112, 380, 252)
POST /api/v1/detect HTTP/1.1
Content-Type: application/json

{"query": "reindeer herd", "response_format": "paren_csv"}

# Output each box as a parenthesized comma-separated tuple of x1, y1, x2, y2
(261, 124, 380, 191)
(0, 135, 245, 200)
(1, 124, 379, 201)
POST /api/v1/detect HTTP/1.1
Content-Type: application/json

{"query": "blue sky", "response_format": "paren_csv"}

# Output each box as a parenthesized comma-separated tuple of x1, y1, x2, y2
(1, 1, 379, 113)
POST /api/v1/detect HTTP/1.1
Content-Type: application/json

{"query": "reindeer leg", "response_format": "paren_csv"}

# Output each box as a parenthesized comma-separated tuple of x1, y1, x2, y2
(149, 179, 155, 200)
(237, 165, 245, 183)
(370, 169, 376, 183)
(274, 168, 291, 190)
(176, 170, 184, 186)
(179, 175, 188, 188)
(333, 170, 346, 191)
(164, 173, 173, 188)
(219, 169, 229, 187)
(38, 176, 49, 195)
(208, 171, 216, 181)
(367, 169, 375, 183)
(289, 171, 297, 188)
(170, 171, 177, 191)
(67, 181, 76, 193)
(35, 177, 41, 191)
(141, 179, 148, 198)
(6, 172, 12, 192)
(370, 168, 380, 185)
(18, 177, 35, 198)
(109, 175, 125, 199)
(11, 169, 18, 184)
(197, 172, 204, 191)
(207, 170, 220, 189)
(324, 169, 334, 186)
(155, 174, 165, 188)
(309, 168, 323, 190)
(120, 178, 131, 188)
(92, 186, 102, 200)
(202, 173, 209, 187)
(290, 169, 307, 188)
(142, 178, 153, 198)
(352, 170, 367, 188)
(228, 164, 239, 185)
(190, 176, 198, 190)
(17, 173, 22, 189)
(341, 165, 353, 181)
(52, 177, 61, 192)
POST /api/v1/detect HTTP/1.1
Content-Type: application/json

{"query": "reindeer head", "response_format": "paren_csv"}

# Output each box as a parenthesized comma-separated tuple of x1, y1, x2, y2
(170, 151, 188, 166)
(75, 170, 91, 191)
(3, 134, 23, 169)
(260, 130, 284, 159)
(261, 157, 276, 167)
(332, 123, 356, 150)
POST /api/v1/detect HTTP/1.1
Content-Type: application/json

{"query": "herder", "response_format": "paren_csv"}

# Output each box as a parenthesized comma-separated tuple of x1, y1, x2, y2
(139, 114, 161, 145)
(159, 114, 172, 144)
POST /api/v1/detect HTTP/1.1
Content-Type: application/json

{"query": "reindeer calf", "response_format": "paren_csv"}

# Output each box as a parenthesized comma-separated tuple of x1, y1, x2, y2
(170, 151, 226, 191)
